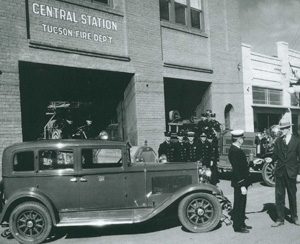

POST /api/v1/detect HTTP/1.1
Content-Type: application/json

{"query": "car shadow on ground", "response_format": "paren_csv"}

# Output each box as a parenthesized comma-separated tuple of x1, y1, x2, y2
(43, 207, 226, 242)
(44, 207, 183, 242)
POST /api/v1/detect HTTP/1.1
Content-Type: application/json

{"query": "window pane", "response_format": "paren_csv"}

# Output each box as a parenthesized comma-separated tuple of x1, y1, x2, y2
(190, 0, 202, 10)
(82, 149, 122, 169)
(175, 3, 186, 25)
(269, 89, 282, 105)
(191, 9, 200, 28)
(13, 151, 34, 172)
(39, 150, 74, 170)
(253, 87, 266, 104)
(175, 0, 187, 4)
(291, 94, 299, 106)
(159, 0, 169, 20)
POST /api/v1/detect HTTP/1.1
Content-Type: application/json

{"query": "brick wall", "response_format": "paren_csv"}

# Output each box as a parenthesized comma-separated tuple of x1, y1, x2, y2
(0, 0, 244, 164)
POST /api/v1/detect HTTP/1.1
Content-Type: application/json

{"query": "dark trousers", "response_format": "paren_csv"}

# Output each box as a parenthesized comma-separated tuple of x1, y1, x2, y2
(275, 170, 298, 222)
(232, 186, 247, 230)
(209, 162, 219, 185)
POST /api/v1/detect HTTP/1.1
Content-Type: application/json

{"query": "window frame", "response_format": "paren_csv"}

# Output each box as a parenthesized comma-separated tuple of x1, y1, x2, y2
(81, 146, 124, 170)
(252, 86, 283, 106)
(91, 0, 111, 6)
(160, 0, 205, 31)
(12, 151, 35, 173)
(38, 149, 75, 172)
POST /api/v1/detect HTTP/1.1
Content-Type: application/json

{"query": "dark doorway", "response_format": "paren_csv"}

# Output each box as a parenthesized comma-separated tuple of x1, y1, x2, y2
(19, 62, 133, 141)
(254, 113, 281, 132)
(163, 78, 210, 130)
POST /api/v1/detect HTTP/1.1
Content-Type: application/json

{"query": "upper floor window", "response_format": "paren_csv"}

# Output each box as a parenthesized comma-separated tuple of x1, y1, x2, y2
(290, 93, 300, 107)
(159, 0, 204, 30)
(92, 0, 109, 4)
(252, 87, 282, 106)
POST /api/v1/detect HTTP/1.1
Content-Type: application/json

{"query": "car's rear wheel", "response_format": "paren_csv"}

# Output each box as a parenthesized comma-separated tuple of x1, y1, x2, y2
(9, 201, 52, 244)
(178, 192, 221, 233)
(262, 161, 275, 187)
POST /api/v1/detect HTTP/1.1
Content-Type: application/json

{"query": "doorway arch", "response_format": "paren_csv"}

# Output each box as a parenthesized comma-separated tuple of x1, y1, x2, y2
(224, 104, 234, 130)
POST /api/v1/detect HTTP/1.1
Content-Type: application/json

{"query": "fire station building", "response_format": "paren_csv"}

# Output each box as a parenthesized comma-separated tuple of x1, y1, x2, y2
(0, 0, 243, 157)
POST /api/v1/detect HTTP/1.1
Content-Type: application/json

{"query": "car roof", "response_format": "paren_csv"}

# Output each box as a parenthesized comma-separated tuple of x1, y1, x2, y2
(3, 139, 126, 152)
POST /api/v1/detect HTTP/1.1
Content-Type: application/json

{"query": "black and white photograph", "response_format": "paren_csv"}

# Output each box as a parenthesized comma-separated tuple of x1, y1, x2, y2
(0, 0, 300, 243)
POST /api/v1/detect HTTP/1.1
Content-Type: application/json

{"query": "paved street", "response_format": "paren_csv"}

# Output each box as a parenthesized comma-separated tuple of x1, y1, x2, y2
(1, 174, 300, 244)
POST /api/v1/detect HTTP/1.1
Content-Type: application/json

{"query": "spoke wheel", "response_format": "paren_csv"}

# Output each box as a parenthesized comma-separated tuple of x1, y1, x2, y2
(9, 202, 52, 244)
(262, 161, 275, 187)
(178, 193, 221, 233)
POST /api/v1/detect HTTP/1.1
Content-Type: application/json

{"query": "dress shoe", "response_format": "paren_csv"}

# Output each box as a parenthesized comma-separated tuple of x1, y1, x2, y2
(243, 224, 252, 229)
(293, 219, 300, 226)
(234, 228, 250, 233)
(271, 221, 284, 227)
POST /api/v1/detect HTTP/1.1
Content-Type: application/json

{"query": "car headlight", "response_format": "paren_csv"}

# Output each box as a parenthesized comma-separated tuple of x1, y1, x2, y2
(253, 158, 264, 165)
(198, 167, 212, 178)
(265, 157, 272, 163)
(205, 168, 212, 177)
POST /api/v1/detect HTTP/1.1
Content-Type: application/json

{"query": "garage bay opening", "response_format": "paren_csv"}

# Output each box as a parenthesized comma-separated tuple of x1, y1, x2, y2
(19, 62, 133, 141)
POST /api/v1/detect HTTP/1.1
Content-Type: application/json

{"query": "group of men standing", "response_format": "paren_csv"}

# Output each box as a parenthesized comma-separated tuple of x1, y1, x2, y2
(158, 110, 221, 185)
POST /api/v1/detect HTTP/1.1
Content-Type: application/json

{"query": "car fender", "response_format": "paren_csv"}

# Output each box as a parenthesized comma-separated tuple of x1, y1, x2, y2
(134, 183, 222, 223)
(0, 187, 58, 225)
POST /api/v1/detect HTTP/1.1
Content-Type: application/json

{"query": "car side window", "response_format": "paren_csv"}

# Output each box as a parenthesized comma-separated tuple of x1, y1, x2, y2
(39, 150, 74, 171)
(82, 148, 122, 169)
(13, 151, 34, 172)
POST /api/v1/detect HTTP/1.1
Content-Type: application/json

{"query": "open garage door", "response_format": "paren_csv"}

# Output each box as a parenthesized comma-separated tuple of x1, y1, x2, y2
(19, 62, 133, 141)
(164, 78, 210, 132)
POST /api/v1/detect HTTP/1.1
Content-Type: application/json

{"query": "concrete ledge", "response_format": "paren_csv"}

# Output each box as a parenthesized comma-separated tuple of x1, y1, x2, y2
(29, 41, 131, 62)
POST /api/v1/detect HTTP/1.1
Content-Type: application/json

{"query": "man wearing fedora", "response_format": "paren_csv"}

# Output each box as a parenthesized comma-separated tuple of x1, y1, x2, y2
(228, 130, 251, 233)
(271, 121, 300, 227)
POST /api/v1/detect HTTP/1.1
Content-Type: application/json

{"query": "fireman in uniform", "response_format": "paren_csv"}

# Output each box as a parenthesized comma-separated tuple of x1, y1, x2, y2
(207, 132, 220, 185)
(174, 130, 188, 162)
(198, 132, 212, 167)
(186, 131, 200, 162)
(158, 131, 176, 162)
(196, 113, 208, 138)
(228, 130, 251, 233)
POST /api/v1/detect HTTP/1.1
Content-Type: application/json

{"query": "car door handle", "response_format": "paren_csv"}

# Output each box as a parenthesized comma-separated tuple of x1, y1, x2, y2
(80, 177, 87, 182)
(70, 177, 77, 182)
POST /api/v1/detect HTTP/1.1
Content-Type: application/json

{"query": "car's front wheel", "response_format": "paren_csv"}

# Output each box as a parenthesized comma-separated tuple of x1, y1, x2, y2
(178, 192, 221, 233)
(9, 201, 52, 244)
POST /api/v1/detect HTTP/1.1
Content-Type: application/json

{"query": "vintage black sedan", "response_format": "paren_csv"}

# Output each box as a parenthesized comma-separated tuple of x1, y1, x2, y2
(0, 140, 231, 243)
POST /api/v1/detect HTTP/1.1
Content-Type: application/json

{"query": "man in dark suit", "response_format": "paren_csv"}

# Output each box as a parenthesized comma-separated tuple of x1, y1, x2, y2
(271, 121, 300, 227)
(174, 130, 188, 162)
(228, 130, 251, 233)
(186, 131, 200, 162)
(158, 131, 176, 162)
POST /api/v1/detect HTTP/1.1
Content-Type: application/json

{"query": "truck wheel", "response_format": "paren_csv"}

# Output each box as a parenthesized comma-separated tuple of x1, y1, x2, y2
(9, 201, 52, 244)
(178, 192, 221, 233)
(262, 161, 275, 187)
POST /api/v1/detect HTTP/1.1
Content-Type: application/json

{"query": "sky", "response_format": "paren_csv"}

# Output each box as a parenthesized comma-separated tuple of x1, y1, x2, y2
(239, 0, 300, 56)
